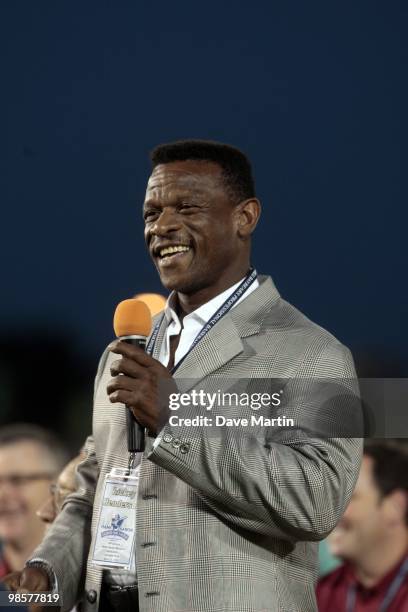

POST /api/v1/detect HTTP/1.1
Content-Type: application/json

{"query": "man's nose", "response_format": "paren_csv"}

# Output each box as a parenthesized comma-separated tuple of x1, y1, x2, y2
(150, 207, 181, 236)
(36, 496, 57, 524)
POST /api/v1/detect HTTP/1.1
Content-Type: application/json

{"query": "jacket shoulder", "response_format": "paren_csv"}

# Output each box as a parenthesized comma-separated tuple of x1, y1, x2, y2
(253, 281, 355, 378)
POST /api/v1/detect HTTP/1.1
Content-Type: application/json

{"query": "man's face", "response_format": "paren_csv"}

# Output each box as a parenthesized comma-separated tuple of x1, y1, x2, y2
(144, 161, 242, 295)
(0, 442, 54, 546)
(329, 456, 390, 562)
(37, 453, 83, 531)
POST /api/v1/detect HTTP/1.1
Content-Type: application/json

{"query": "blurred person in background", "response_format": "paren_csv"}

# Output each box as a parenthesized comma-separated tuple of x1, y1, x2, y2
(3, 451, 86, 612)
(0, 424, 67, 578)
(36, 450, 86, 530)
(317, 440, 408, 611)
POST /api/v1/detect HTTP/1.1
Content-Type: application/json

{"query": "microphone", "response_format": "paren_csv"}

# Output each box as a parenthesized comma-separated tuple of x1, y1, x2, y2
(113, 299, 152, 453)
(133, 293, 167, 317)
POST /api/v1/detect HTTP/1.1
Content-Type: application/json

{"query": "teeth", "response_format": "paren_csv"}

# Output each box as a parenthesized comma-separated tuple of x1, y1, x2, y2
(159, 245, 190, 257)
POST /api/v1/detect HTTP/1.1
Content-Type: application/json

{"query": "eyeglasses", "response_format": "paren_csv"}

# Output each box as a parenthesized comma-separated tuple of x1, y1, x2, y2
(0, 473, 55, 487)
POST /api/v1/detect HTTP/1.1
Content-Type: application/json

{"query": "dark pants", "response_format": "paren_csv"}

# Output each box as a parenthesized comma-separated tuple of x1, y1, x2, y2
(99, 582, 139, 612)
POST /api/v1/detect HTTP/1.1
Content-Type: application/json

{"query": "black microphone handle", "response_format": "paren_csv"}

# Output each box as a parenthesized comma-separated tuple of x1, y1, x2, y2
(122, 336, 147, 453)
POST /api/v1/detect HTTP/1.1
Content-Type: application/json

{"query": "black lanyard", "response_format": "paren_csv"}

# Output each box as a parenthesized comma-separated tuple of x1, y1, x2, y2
(346, 558, 408, 612)
(145, 267, 258, 373)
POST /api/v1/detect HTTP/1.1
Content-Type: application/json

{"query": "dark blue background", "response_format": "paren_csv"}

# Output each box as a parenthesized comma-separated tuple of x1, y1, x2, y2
(1, 1, 406, 384)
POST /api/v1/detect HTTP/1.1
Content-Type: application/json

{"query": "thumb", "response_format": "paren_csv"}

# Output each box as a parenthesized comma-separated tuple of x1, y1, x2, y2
(18, 567, 50, 592)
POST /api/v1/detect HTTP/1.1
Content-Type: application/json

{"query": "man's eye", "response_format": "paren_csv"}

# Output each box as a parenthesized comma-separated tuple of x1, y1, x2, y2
(144, 210, 159, 221)
(179, 204, 197, 213)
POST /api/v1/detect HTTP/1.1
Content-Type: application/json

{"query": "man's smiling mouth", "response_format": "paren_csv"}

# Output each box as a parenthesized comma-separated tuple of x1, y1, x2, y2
(159, 245, 191, 259)
(152, 243, 193, 268)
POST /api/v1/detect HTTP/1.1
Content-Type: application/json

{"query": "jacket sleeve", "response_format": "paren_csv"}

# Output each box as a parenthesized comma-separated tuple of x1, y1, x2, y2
(28, 349, 113, 611)
(29, 435, 98, 611)
(28, 347, 115, 610)
(147, 340, 363, 543)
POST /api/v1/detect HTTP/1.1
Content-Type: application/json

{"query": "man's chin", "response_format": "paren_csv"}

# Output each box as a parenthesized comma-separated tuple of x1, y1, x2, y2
(156, 269, 195, 294)
(153, 249, 198, 286)
(328, 539, 354, 561)
(0, 524, 26, 543)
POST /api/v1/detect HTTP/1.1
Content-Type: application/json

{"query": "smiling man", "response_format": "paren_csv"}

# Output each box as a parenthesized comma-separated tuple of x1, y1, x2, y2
(0, 424, 66, 577)
(144, 157, 255, 306)
(16, 140, 362, 612)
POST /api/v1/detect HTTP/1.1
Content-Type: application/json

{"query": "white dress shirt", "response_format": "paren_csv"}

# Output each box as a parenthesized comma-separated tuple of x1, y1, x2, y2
(158, 275, 259, 369)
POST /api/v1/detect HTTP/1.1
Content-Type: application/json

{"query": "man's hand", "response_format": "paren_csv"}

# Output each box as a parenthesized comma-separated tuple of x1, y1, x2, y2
(3, 567, 50, 592)
(107, 340, 175, 435)
(3, 568, 55, 612)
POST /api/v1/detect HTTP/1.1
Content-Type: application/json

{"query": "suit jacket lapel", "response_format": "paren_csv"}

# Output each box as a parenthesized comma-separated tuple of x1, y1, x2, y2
(150, 312, 168, 360)
(174, 314, 244, 385)
(172, 275, 280, 392)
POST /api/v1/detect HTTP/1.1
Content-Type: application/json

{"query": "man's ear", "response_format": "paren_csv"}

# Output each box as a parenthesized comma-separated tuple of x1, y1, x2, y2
(385, 489, 408, 526)
(234, 198, 261, 238)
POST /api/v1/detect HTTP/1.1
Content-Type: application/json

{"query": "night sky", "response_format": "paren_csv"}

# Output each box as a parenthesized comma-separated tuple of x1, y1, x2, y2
(1, 2, 407, 372)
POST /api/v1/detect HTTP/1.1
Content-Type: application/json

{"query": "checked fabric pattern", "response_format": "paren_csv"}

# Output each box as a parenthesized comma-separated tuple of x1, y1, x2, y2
(32, 275, 362, 612)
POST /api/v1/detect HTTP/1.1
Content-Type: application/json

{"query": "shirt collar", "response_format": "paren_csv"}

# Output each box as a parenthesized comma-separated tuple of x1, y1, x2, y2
(164, 277, 248, 328)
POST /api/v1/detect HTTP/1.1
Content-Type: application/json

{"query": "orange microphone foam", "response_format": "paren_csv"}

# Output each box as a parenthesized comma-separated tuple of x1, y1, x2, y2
(134, 292, 167, 317)
(113, 299, 152, 338)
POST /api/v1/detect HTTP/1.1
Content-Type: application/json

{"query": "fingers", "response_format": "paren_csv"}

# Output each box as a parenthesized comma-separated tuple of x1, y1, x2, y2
(108, 341, 172, 381)
(4, 568, 54, 612)
(3, 571, 22, 591)
(110, 357, 145, 378)
(106, 377, 160, 431)
(109, 340, 153, 367)
(107, 373, 149, 397)
(107, 375, 152, 412)
(3, 568, 50, 592)
(107, 339, 172, 435)
(107, 386, 135, 406)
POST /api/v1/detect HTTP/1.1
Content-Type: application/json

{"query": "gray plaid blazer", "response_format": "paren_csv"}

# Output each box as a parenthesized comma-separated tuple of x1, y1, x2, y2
(33, 275, 362, 612)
